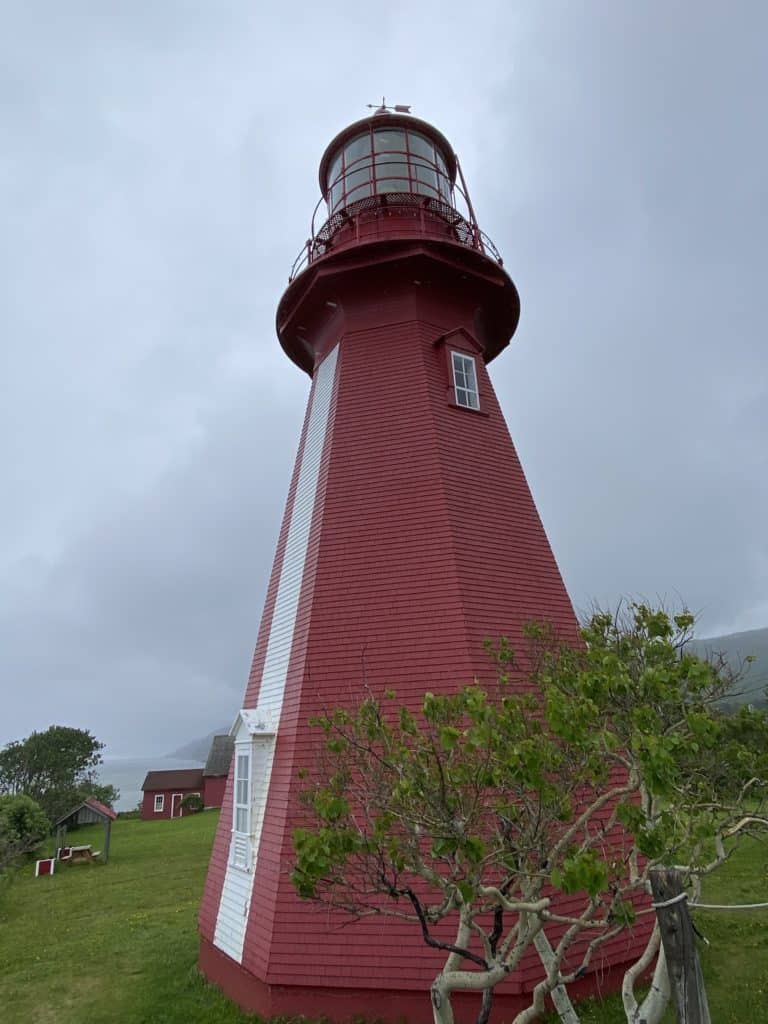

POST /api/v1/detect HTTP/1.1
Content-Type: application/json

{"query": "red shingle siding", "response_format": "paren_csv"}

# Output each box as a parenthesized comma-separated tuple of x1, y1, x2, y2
(201, 285, 650, 1011)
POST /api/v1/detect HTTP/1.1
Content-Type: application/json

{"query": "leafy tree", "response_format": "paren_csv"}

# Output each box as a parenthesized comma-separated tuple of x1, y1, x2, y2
(536, 604, 768, 1023)
(291, 603, 768, 1024)
(179, 793, 204, 813)
(0, 726, 118, 822)
(293, 683, 644, 1024)
(0, 794, 50, 871)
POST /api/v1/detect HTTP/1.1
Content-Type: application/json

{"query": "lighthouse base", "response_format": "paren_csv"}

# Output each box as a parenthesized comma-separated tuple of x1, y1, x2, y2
(199, 937, 642, 1023)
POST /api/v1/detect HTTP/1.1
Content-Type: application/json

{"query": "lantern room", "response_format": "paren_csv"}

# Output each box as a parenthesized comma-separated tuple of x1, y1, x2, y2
(319, 113, 457, 214)
(278, 110, 520, 376)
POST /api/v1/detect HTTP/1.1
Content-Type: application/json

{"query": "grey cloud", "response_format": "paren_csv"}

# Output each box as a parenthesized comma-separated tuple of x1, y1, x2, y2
(2, 2, 767, 752)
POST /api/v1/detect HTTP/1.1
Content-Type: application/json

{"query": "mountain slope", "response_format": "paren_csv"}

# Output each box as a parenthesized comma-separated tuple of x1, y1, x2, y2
(167, 727, 229, 762)
(693, 626, 768, 709)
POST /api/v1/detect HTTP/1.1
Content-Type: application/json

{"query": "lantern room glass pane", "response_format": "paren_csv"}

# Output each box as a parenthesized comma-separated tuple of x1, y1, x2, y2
(345, 133, 370, 164)
(328, 152, 343, 211)
(435, 150, 451, 202)
(374, 128, 408, 193)
(412, 158, 439, 198)
(375, 155, 409, 192)
(407, 131, 434, 161)
(327, 125, 454, 213)
(345, 162, 373, 204)
(338, 134, 374, 211)
(373, 128, 405, 153)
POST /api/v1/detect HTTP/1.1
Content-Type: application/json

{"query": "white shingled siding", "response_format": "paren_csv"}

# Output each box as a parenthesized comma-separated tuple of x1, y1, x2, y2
(254, 344, 338, 719)
(213, 345, 338, 963)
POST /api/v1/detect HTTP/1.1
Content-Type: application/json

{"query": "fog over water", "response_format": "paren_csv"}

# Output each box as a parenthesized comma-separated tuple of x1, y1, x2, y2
(99, 756, 203, 813)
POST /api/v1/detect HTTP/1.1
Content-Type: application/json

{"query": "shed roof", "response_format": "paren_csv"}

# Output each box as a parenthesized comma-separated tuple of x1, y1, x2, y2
(141, 768, 204, 792)
(54, 795, 118, 828)
(84, 796, 118, 820)
(203, 734, 234, 777)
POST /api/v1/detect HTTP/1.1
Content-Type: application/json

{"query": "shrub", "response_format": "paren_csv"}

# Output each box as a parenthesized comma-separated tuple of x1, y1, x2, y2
(0, 794, 50, 871)
(179, 793, 203, 814)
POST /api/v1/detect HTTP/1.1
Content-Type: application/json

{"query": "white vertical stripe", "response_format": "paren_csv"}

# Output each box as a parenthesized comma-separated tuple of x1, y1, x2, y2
(213, 344, 338, 963)
(254, 343, 338, 719)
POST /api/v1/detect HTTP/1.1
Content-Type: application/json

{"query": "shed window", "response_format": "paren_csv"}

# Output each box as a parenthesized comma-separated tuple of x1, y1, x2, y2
(154, 794, 164, 813)
(451, 351, 480, 410)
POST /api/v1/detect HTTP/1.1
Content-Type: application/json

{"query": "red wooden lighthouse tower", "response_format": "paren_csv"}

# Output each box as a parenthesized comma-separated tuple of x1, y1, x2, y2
(199, 110, 640, 1020)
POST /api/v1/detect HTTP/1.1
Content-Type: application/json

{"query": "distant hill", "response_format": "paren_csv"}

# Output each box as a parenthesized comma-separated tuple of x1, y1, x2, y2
(692, 626, 768, 710)
(168, 627, 768, 760)
(166, 727, 229, 762)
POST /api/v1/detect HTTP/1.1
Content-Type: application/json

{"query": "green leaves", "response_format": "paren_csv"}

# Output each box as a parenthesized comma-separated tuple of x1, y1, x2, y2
(291, 825, 359, 898)
(0, 725, 113, 823)
(0, 793, 50, 870)
(551, 850, 609, 898)
(290, 598, 766, 988)
(439, 726, 460, 751)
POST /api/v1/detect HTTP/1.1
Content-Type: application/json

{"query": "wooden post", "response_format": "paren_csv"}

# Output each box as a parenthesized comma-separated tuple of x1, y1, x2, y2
(102, 819, 111, 863)
(649, 867, 711, 1024)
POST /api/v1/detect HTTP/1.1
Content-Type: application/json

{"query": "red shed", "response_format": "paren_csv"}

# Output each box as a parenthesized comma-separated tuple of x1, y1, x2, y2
(140, 768, 204, 820)
(199, 110, 652, 1021)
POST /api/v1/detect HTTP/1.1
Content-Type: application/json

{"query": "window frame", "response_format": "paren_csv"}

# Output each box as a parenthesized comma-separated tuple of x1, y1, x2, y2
(231, 747, 251, 869)
(154, 793, 164, 813)
(451, 350, 481, 411)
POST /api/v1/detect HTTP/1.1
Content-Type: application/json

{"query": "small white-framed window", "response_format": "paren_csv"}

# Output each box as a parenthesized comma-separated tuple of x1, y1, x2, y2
(451, 351, 480, 410)
(232, 749, 251, 869)
(154, 794, 164, 813)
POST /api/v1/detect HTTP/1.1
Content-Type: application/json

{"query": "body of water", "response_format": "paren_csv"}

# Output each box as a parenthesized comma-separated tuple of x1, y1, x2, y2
(98, 756, 204, 812)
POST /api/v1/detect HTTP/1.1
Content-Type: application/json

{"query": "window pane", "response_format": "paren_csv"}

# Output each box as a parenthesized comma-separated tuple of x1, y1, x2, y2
(344, 133, 371, 165)
(374, 154, 409, 192)
(413, 159, 439, 197)
(328, 153, 342, 190)
(328, 152, 344, 211)
(345, 162, 373, 203)
(408, 132, 434, 162)
(235, 807, 248, 833)
(236, 754, 249, 782)
(373, 128, 406, 153)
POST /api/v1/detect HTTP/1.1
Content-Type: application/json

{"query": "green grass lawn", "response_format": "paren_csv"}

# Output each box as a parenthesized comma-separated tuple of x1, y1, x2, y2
(0, 812, 255, 1024)
(551, 837, 768, 1024)
(1, 811, 767, 1023)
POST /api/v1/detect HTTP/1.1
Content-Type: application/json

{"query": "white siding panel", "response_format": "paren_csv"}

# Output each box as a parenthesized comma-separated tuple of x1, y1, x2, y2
(254, 344, 337, 719)
(213, 345, 338, 963)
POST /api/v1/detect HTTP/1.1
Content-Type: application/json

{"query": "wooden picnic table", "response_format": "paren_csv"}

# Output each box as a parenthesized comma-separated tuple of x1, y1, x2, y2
(69, 845, 94, 863)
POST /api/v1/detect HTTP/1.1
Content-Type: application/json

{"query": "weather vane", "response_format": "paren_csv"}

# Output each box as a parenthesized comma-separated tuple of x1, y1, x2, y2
(366, 97, 412, 114)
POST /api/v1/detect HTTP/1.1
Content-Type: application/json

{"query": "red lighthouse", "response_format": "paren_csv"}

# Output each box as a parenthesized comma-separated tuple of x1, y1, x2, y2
(199, 110, 640, 1020)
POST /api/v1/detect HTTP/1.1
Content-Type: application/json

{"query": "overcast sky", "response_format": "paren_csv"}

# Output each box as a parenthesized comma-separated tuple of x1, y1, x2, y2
(2, 2, 766, 756)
